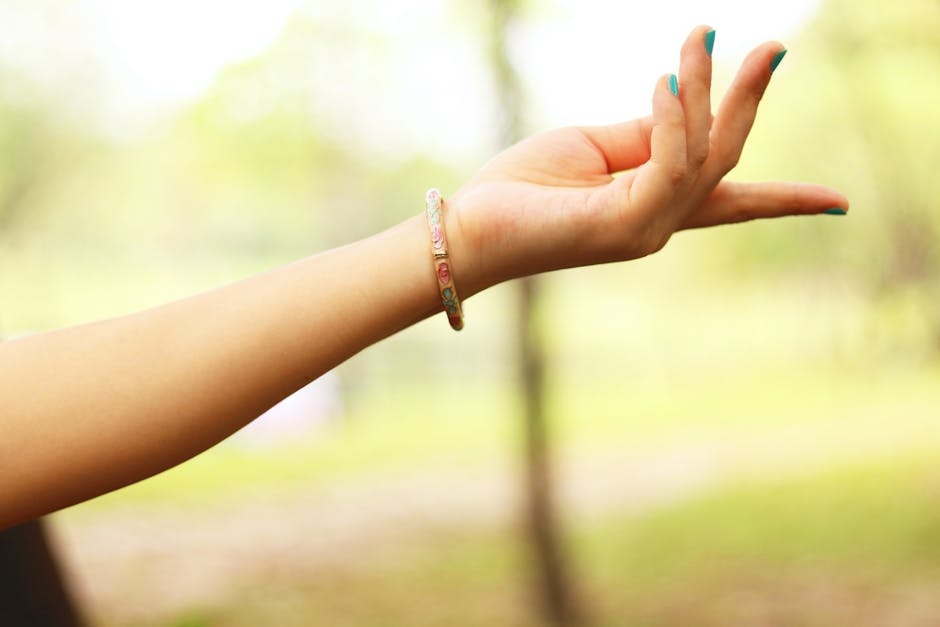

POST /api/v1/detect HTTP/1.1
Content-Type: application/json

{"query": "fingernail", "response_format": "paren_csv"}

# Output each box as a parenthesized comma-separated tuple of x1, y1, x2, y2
(669, 74, 679, 96)
(822, 208, 847, 216)
(770, 49, 787, 73)
(704, 30, 716, 57)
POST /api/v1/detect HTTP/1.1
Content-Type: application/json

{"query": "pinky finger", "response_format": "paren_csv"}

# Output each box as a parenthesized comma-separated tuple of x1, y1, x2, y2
(679, 181, 849, 230)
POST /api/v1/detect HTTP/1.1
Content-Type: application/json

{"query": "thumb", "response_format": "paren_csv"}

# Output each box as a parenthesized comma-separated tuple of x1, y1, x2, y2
(576, 115, 654, 174)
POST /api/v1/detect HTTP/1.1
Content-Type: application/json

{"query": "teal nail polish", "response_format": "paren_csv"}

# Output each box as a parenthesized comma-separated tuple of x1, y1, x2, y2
(704, 30, 716, 56)
(668, 74, 679, 96)
(822, 208, 847, 216)
(770, 49, 787, 73)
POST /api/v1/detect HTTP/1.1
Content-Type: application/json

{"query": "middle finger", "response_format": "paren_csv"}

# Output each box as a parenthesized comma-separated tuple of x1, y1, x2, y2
(678, 25, 716, 177)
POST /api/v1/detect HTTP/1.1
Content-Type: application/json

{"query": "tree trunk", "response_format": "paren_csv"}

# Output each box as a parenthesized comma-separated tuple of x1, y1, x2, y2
(486, 1, 584, 624)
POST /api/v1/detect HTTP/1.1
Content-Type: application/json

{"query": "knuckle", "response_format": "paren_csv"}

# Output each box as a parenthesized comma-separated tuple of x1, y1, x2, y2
(667, 161, 688, 184)
(633, 223, 671, 257)
(730, 207, 754, 224)
(647, 232, 671, 255)
(745, 89, 764, 109)
(731, 83, 763, 110)
(717, 147, 740, 174)
(689, 144, 709, 170)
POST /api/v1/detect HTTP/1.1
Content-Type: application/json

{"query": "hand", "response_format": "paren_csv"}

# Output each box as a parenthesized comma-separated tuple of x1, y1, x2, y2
(447, 26, 849, 294)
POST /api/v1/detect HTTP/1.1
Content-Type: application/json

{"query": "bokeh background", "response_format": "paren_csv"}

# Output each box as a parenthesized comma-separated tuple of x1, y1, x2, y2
(2, 0, 939, 625)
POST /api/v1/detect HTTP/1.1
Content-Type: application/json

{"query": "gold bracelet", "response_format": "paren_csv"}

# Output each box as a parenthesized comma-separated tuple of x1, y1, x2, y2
(424, 188, 464, 331)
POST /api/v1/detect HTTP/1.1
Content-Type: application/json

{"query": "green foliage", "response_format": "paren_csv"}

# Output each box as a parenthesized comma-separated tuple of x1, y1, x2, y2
(0, 68, 79, 235)
(0, 10, 464, 333)
(733, 0, 940, 285)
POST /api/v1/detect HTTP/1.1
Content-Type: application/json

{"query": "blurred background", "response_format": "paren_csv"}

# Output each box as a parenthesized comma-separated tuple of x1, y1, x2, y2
(1, 0, 939, 625)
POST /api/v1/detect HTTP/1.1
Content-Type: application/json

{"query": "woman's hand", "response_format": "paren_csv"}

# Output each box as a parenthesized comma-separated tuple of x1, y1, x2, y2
(447, 26, 849, 294)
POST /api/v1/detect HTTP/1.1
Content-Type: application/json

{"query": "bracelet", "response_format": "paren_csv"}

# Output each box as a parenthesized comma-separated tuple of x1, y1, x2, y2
(424, 188, 464, 331)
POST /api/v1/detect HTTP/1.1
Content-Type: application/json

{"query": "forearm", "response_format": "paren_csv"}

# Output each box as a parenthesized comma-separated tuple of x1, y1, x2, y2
(0, 210, 480, 528)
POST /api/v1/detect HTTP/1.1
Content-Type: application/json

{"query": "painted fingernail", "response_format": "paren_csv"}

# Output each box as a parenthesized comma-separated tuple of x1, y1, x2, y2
(705, 30, 716, 57)
(770, 49, 787, 73)
(669, 74, 679, 96)
(822, 208, 847, 216)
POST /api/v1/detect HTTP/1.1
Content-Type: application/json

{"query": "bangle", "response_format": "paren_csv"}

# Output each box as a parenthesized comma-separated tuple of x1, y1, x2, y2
(424, 188, 464, 331)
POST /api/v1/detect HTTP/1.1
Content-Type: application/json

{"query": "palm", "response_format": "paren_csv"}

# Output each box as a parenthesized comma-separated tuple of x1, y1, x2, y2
(472, 127, 614, 188)
(457, 126, 619, 222)
(452, 127, 624, 269)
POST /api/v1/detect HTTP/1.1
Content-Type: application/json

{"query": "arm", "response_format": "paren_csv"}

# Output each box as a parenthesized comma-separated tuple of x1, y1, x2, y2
(0, 212, 482, 528)
(0, 27, 848, 529)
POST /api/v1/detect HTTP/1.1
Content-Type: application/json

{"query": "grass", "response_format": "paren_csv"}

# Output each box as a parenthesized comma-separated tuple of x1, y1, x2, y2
(128, 449, 940, 627)
(66, 360, 940, 626)
(578, 453, 940, 625)
(585, 454, 940, 582)
(62, 359, 940, 518)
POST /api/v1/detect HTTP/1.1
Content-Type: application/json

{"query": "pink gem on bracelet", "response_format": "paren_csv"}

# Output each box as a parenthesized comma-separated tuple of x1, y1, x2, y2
(438, 262, 450, 283)
(431, 225, 445, 250)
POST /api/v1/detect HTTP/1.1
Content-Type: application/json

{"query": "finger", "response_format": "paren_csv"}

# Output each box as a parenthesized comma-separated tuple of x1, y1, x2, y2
(577, 115, 654, 174)
(628, 74, 687, 212)
(678, 25, 715, 176)
(678, 181, 850, 230)
(704, 41, 786, 181)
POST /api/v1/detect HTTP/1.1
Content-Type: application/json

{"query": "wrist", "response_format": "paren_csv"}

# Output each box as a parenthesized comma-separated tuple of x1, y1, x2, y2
(441, 191, 493, 299)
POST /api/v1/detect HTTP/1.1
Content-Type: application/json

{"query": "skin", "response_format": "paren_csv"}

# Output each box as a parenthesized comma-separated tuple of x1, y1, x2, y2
(0, 27, 848, 530)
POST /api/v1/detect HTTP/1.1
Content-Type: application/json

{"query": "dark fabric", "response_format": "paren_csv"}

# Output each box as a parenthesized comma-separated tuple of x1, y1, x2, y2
(0, 518, 83, 627)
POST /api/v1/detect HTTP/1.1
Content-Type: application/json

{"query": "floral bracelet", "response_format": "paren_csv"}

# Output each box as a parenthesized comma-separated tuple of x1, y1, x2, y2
(424, 188, 464, 331)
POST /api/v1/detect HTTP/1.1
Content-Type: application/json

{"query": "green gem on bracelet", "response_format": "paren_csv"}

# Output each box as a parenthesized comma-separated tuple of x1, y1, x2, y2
(442, 287, 459, 312)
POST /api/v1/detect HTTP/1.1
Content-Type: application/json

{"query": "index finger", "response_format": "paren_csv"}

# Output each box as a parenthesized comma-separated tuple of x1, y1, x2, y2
(702, 41, 787, 183)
